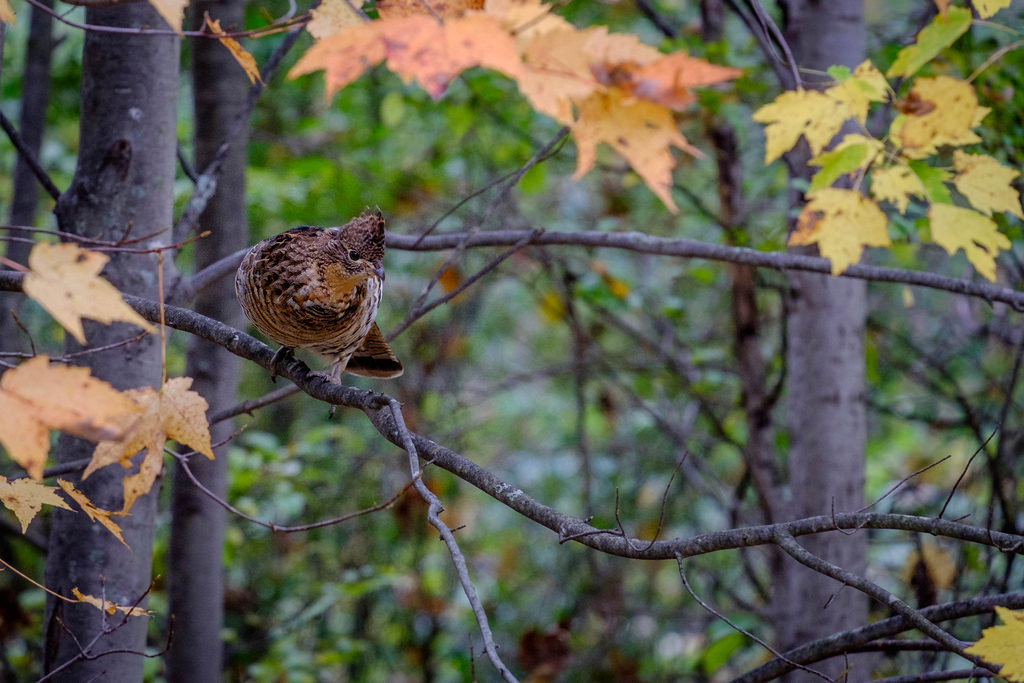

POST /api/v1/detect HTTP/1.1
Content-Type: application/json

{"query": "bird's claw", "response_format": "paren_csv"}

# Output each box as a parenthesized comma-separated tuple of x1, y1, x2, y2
(269, 346, 295, 382)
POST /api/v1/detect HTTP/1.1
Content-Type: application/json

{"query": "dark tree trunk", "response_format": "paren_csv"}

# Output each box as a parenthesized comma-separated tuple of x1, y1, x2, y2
(42, 4, 179, 680)
(774, 1, 870, 681)
(1, 0, 55, 350)
(166, 0, 250, 678)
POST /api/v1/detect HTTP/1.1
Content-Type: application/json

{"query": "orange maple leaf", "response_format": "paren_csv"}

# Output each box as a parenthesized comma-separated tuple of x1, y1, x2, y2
(572, 89, 701, 213)
(290, 14, 522, 100)
(377, 0, 483, 19)
(593, 53, 742, 110)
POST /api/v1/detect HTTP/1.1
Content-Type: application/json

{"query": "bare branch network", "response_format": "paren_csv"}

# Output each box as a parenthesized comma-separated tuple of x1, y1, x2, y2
(1, 266, 1021, 677)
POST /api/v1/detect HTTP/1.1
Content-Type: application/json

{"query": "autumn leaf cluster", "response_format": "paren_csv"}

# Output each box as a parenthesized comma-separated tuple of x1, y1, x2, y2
(289, 0, 741, 212)
(0, 243, 213, 616)
(754, 4, 1022, 280)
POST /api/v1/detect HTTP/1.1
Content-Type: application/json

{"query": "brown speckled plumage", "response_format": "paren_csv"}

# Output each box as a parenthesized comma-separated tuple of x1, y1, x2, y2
(235, 208, 403, 380)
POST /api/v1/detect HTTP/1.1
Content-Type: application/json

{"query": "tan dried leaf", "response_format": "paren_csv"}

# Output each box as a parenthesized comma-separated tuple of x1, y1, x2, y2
(0, 476, 71, 533)
(146, 0, 188, 34)
(0, 356, 142, 479)
(71, 587, 151, 617)
(203, 13, 263, 85)
(23, 243, 155, 345)
(87, 378, 213, 514)
(57, 480, 128, 547)
(0, 0, 15, 25)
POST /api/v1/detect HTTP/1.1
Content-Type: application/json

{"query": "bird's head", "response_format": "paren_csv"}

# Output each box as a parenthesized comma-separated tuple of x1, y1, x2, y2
(332, 207, 387, 281)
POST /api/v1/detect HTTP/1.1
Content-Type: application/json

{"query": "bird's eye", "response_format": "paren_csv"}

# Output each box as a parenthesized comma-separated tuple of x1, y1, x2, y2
(348, 250, 361, 261)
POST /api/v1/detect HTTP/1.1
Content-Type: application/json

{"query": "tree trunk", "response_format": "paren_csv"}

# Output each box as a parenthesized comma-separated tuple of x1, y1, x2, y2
(774, 1, 870, 680)
(1, 0, 55, 350)
(165, 0, 249, 678)
(42, 4, 179, 680)
(166, 0, 250, 679)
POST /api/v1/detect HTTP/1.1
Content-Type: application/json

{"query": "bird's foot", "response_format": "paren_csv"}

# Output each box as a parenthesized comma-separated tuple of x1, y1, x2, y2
(269, 346, 295, 383)
(309, 367, 342, 419)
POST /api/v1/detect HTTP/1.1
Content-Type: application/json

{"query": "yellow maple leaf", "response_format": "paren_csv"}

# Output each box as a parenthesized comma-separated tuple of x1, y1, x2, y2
(870, 163, 927, 214)
(929, 203, 1010, 281)
(952, 150, 1024, 220)
(973, 0, 1012, 19)
(0, 476, 72, 533)
(791, 189, 891, 274)
(146, 0, 188, 34)
(752, 89, 854, 164)
(572, 88, 700, 213)
(86, 378, 214, 514)
(965, 606, 1024, 681)
(22, 243, 155, 345)
(825, 60, 888, 124)
(290, 14, 522, 100)
(0, 356, 143, 479)
(203, 13, 262, 85)
(0, 0, 15, 25)
(71, 587, 151, 617)
(377, 0, 482, 18)
(306, 0, 364, 39)
(57, 480, 127, 547)
(891, 76, 986, 158)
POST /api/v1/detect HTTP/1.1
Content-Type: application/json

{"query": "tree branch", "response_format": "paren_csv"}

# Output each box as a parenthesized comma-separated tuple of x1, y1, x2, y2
(387, 230, 1024, 309)
(2, 270, 1024, 565)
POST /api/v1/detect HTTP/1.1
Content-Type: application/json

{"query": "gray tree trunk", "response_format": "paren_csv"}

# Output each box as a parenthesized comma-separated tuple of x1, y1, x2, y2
(165, 0, 249, 677)
(1, 0, 55, 350)
(774, 1, 870, 681)
(42, 4, 179, 680)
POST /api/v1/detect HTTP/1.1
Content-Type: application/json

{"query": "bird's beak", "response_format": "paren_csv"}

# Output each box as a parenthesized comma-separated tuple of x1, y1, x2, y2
(375, 266, 386, 281)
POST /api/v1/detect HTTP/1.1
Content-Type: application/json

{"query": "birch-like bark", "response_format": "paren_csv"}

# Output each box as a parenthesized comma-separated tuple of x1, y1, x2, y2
(774, 2, 870, 680)
(42, 5, 178, 680)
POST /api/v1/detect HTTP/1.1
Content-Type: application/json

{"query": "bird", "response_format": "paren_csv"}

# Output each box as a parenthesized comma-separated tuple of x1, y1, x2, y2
(235, 207, 403, 384)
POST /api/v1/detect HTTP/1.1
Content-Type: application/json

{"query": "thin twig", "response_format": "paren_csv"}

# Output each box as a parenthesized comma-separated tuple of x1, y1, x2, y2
(939, 426, 999, 519)
(857, 455, 952, 513)
(676, 557, 832, 682)
(774, 533, 995, 672)
(173, 449, 418, 532)
(0, 111, 62, 201)
(386, 398, 518, 682)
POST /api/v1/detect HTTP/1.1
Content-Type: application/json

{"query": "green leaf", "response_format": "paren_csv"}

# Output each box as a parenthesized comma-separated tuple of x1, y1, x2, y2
(700, 632, 745, 675)
(886, 7, 972, 78)
(827, 64, 851, 81)
(908, 160, 953, 204)
(808, 143, 868, 192)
